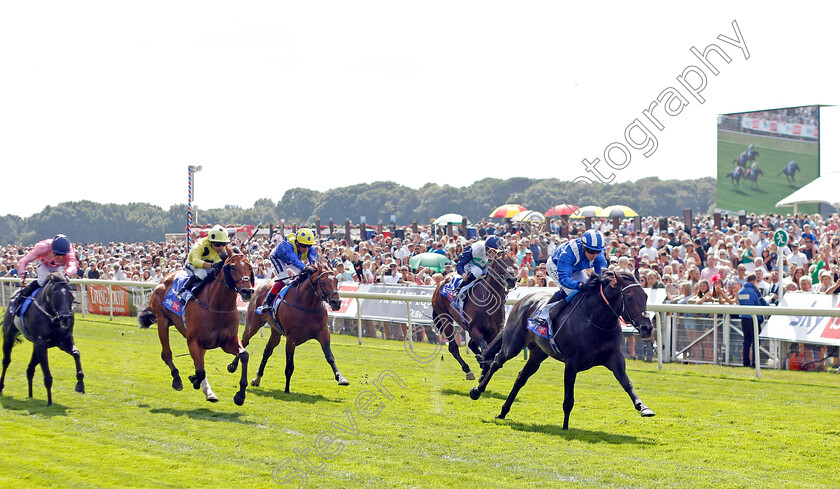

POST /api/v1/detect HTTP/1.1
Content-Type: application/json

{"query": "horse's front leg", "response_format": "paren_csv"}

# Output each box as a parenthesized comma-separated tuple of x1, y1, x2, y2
(284, 338, 297, 394)
(32, 341, 53, 407)
(59, 339, 85, 394)
(222, 338, 248, 406)
(316, 327, 349, 387)
(606, 351, 655, 418)
(562, 363, 578, 430)
(467, 332, 488, 369)
(187, 339, 217, 402)
(497, 348, 548, 420)
(438, 318, 473, 380)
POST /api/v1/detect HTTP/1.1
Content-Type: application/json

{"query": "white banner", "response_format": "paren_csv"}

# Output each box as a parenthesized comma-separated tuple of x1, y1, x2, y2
(741, 117, 818, 140)
(761, 292, 840, 346)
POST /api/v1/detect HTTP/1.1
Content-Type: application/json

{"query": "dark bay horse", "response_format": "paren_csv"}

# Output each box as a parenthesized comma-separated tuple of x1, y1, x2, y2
(470, 270, 655, 430)
(2, 272, 84, 406)
(745, 167, 763, 189)
(138, 254, 254, 404)
(227, 262, 348, 393)
(725, 166, 744, 187)
(779, 161, 801, 185)
(432, 249, 517, 380)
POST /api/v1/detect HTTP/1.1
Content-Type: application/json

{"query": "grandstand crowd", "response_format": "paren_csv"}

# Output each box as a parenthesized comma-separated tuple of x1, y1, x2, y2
(2, 213, 840, 302)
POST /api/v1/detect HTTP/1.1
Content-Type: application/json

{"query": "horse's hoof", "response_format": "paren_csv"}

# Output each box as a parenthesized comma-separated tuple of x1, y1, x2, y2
(495, 413, 506, 420)
(233, 393, 245, 406)
(465, 371, 475, 381)
(172, 377, 183, 391)
(189, 375, 201, 390)
(227, 363, 238, 374)
(337, 375, 349, 386)
(469, 387, 481, 400)
(640, 407, 655, 417)
(75, 383, 85, 394)
(250, 378, 261, 387)
(206, 395, 219, 403)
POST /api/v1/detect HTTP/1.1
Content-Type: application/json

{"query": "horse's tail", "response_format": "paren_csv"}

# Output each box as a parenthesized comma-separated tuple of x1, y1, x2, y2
(137, 306, 157, 329)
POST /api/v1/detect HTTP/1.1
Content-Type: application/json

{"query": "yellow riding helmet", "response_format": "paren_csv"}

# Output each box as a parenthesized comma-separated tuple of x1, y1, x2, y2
(208, 225, 230, 244)
(296, 228, 315, 246)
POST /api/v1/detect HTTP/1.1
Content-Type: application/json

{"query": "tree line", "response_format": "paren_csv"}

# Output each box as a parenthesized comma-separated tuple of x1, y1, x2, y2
(0, 176, 716, 245)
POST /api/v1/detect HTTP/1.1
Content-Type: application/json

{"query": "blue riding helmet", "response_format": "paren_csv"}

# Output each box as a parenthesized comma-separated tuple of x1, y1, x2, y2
(485, 236, 503, 249)
(581, 229, 605, 252)
(51, 234, 71, 255)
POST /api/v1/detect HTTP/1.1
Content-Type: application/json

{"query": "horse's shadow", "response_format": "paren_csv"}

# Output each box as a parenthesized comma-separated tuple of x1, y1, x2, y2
(148, 406, 258, 425)
(441, 387, 507, 401)
(495, 419, 655, 445)
(247, 389, 342, 404)
(0, 395, 70, 417)
(732, 189, 749, 196)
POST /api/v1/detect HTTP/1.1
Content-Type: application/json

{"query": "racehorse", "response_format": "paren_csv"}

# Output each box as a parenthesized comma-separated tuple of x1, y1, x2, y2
(469, 270, 655, 430)
(744, 167, 763, 189)
(227, 261, 348, 393)
(138, 253, 255, 404)
(746, 147, 759, 164)
(733, 151, 748, 168)
(725, 166, 744, 187)
(779, 161, 801, 185)
(431, 249, 517, 380)
(1, 272, 84, 406)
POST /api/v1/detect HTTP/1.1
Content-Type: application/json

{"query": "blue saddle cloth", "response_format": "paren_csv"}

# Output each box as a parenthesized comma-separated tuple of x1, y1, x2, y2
(440, 277, 473, 310)
(12, 287, 42, 342)
(526, 319, 549, 339)
(162, 272, 191, 318)
(255, 282, 291, 315)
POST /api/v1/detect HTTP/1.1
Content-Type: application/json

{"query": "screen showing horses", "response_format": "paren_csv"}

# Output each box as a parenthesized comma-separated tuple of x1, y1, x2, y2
(716, 105, 820, 214)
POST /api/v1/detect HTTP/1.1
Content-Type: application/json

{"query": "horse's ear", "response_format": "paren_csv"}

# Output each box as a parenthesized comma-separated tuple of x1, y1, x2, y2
(606, 270, 618, 288)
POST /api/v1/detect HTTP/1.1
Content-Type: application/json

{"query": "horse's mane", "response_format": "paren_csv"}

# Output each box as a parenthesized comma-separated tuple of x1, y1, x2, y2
(47, 271, 69, 284)
(580, 270, 637, 293)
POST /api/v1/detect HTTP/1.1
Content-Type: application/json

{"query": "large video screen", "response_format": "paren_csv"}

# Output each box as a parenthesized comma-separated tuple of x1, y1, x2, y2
(716, 105, 820, 215)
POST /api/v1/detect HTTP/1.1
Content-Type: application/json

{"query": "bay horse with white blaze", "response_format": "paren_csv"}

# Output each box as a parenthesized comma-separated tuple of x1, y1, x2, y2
(227, 261, 348, 393)
(138, 253, 254, 405)
(470, 270, 655, 430)
(1, 272, 84, 406)
(431, 249, 517, 380)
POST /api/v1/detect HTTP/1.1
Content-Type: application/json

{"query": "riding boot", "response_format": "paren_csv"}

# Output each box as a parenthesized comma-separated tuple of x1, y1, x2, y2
(13, 281, 40, 311)
(177, 274, 201, 301)
(532, 290, 568, 329)
(262, 292, 277, 313)
(452, 274, 475, 299)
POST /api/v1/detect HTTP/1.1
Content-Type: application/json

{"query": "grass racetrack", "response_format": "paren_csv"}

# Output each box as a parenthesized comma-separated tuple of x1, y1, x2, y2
(716, 129, 819, 215)
(1, 314, 838, 488)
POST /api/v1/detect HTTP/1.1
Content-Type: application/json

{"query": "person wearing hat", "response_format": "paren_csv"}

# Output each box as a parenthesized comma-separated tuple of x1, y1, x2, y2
(177, 225, 233, 300)
(786, 241, 808, 270)
(530, 229, 608, 332)
(262, 228, 320, 312)
(13, 234, 79, 310)
(451, 235, 504, 298)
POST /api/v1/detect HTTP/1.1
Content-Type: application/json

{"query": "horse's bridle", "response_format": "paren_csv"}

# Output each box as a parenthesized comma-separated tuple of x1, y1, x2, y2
(215, 255, 254, 295)
(487, 249, 516, 292)
(307, 269, 340, 304)
(30, 279, 74, 326)
(599, 280, 649, 330)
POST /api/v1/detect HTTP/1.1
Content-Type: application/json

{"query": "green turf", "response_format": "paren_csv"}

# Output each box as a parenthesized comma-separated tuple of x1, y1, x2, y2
(1, 315, 837, 488)
(716, 129, 820, 215)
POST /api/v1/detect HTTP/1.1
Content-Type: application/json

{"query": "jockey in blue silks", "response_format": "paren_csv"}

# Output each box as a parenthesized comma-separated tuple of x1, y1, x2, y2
(452, 235, 504, 298)
(530, 229, 608, 330)
(786, 160, 796, 173)
(263, 228, 319, 312)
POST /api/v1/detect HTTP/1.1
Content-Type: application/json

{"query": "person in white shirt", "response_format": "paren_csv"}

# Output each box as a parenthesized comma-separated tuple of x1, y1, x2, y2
(786, 242, 809, 270)
(113, 264, 127, 281)
(639, 237, 659, 263)
(380, 262, 403, 284)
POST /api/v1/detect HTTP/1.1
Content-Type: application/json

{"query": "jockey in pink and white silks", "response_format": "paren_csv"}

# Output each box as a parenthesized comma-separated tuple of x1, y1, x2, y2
(15, 234, 79, 306)
(530, 229, 607, 330)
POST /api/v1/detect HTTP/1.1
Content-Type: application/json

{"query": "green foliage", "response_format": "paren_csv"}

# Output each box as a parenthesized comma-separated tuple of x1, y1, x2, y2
(2, 177, 718, 244)
(0, 316, 836, 489)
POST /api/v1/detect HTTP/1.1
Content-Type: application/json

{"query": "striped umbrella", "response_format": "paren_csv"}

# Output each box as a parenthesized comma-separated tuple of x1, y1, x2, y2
(489, 204, 527, 219)
(510, 210, 546, 223)
(569, 205, 603, 219)
(597, 205, 638, 218)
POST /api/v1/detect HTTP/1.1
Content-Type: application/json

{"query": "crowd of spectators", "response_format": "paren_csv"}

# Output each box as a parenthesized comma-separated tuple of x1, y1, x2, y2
(2, 212, 840, 298)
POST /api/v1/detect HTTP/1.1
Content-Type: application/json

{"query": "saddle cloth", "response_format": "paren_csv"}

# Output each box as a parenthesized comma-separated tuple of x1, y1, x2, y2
(162, 272, 192, 317)
(255, 283, 292, 315)
(440, 277, 475, 310)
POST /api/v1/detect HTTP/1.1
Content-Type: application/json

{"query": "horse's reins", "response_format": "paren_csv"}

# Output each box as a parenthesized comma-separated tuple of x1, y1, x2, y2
(192, 255, 253, 314)
(598, 281, 647, 330)
(27, 280, 73, 325)
(282, 269, 339, 314)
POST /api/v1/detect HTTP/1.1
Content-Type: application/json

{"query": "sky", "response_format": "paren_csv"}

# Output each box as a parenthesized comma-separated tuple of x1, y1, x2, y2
(1, 1, 838, 218)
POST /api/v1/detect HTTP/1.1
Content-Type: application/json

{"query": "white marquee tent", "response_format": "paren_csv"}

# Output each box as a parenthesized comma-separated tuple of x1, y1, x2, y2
(775, 171, 840, 214)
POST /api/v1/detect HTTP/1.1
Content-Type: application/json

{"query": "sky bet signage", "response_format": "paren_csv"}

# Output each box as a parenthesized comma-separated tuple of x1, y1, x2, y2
(761, 293, 840, 345)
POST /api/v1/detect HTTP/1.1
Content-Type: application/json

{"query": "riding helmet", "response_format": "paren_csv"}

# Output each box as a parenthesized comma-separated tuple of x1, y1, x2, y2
(51, 234, 71, 255)
(296, 228, 316, 246)
(485, 235, 503, 249)
(581, 229, 605, 252)
(208, 225, 230, 244)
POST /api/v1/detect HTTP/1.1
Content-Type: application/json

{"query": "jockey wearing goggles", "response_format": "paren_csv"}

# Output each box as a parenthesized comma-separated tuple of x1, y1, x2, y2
(177, 225, 232, 300)
(15, 234, 78, 307)
(263, 228, 319, 311)
(530, 229, 607, 330)
(451, 235, 504, 298)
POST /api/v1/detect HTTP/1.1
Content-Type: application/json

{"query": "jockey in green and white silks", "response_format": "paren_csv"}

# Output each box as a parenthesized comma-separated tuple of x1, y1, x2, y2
(451, 235, 504, 297)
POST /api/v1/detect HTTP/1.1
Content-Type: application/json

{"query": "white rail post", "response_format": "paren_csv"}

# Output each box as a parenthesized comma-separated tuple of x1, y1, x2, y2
(357, 299, 363, 345)
(405, 302, 414, 351)
(752, 314, 761, 378)
(108, 285, 114, 321)
(656, 312, 663, 370)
